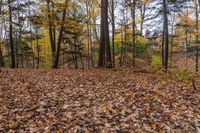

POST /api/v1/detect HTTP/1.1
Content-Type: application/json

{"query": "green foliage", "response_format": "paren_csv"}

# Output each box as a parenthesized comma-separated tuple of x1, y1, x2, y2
(151, 55, 162, 66)
(150, 55, 163, 71)
(135, 37, 150, 56)
(114, 41, 123, 54)
(136, 43, 149, 55)
(3, 55, 10, 67)
(169, 69, 195, 81)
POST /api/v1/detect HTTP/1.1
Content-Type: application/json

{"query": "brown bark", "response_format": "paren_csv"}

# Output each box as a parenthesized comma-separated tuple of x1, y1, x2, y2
(98, 0, 112, 68)
(163, 0, 169, 70)
(131, 0, 136, 67)
(8, 0, 15, 68)
(53, 3, 67, 69)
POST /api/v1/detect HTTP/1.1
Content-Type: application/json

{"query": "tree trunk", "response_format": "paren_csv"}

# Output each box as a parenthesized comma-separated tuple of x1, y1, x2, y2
(120, 26, 124, 66)
(140, 5, 146, 36)
(0, 5, 4, 67)
(162, 22, 165, 66)
(28, 0, 35, 68)
(36, 35, 40, 68)
(53, 5, 67, 69)
(170, 13, 175, 69)
(195, 0, 199, 73)
(163, 0, 169, 70)
(111, 0, 115, 67)
(98, 0, 112, 68)
(0, 45, 4, 67)
(47, 0, 56, 67)
(131, 0, 136, 67)
(86, 0, 90, 68)
(8, 0, 15, 68)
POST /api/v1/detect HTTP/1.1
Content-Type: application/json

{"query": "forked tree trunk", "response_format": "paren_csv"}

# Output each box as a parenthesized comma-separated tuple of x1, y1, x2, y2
(53, 3, 67, 69)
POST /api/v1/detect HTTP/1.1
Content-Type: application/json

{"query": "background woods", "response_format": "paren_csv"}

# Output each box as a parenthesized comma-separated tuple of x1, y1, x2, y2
(0, 0, 199, 72)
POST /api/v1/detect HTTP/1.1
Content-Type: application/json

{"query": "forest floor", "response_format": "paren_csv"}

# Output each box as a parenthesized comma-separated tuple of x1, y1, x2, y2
(0, 68, 200, 132)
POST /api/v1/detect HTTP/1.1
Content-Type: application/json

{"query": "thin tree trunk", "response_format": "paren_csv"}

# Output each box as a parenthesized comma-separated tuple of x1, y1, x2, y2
(36, 35, 40, 68)
(195, 0, 199, 73)
(120, 26, 124, 66)
(170, 12, 175, 69)
(0, 4, 4, 67)
(163, 0, 169, 70)
(28, 0, 35, 68)
(111, 0, 115, 67)
(0, 45, 4, 67)
(162, 24, 165, 66)
(131, 0, 136, 67)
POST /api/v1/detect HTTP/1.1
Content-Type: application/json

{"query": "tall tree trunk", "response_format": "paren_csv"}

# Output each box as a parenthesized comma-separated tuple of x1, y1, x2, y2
(0, 3, 4, 67)
(98, 0, 105, 67)
(47, 0, 56, 67)
(28, 0, 35, 68)
(131, 0, 136, 67)
(170, 12, 175, 69)
(86, 0, 91, 68)
(111, 0, 115, 67)
(8, 0, 15, 68)
(162, 22, 165, 66)
(104, 0, 112, 68)
(195, 0, 199, 73)
(53, 5, 67, 69)
(163, 0, 169, 70)
(98, 0, 112, 68)
(123, 10, 127, 65)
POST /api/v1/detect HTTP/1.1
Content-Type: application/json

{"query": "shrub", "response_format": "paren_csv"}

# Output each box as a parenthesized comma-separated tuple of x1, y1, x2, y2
(169, 69, 195, 81)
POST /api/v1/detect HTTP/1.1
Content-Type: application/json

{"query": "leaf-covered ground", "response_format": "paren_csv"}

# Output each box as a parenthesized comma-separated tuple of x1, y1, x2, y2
(0, 69, 200, 133)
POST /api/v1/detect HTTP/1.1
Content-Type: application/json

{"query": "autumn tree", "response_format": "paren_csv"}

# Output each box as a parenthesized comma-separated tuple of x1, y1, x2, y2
(137, 0, 152, 36)
(46, 0, 56, 68)
(52, 1, 68, 69)
(124, 0, 136, 67)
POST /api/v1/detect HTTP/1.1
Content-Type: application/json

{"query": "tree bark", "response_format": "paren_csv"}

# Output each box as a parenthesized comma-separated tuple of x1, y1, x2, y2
(0, 45, 4, 67)
(47, 0, 56, 67)
(131, 0, 136, 67)
(111, 0, 115, 67)
(98, 0, 112, 68)
(195, 0, 199, 73)
(0, 2, 4, 67)
(8, 0, 15, 68)
(53, 4, 67, 69)
(163, 0, 169, 70)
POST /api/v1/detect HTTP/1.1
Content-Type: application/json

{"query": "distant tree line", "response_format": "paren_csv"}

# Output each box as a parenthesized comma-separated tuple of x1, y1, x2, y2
(0, 0, 199, 72)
